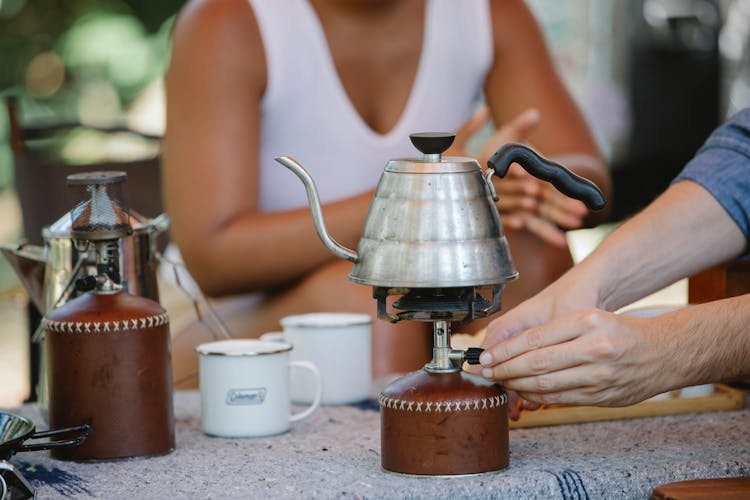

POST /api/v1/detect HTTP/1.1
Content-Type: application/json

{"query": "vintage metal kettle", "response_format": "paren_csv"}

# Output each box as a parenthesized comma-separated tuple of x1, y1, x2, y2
(275, 133, 605, 290)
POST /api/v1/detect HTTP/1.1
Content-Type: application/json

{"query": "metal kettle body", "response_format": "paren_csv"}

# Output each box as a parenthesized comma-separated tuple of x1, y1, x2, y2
(275, 133, 605, 290)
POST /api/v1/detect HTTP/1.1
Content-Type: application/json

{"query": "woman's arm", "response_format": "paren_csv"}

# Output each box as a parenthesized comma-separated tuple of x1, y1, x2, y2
(164, 0, 371, 296)
(483, 0, 612, 238)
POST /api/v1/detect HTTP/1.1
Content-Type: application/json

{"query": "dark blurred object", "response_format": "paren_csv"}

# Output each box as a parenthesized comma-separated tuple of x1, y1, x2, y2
(5, 95, 163, 402)
(612, 0, 722, 221)
(688, 257, 750, 304)
(124, 0, 187, 31)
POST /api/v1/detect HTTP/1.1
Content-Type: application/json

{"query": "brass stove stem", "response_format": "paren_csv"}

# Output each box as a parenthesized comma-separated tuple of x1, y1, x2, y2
(424, 320, 464, 373)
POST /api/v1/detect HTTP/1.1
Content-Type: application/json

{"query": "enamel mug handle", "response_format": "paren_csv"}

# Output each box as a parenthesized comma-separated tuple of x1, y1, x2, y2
(289, 360, 321, 423)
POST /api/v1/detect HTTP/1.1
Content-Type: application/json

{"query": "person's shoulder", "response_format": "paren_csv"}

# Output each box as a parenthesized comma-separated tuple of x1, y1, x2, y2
(177, 0, 256, 27)
(486, 0, 544, 48)
(170, 0, 265, 87)
(172, 0, 261, 52)
(487, 0, 537, 27)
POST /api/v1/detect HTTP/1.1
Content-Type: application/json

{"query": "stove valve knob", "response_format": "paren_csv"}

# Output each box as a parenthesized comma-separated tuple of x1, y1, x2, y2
(464, 347, 484, 365)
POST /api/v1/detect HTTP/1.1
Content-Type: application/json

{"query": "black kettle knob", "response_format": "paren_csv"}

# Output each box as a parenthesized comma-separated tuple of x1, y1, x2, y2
(464, 347, 484, 365)
(488, 143, 606, 211)
(410, 132, 455, 156)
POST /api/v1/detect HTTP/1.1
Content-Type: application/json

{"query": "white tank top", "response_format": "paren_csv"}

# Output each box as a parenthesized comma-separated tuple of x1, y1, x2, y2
(249, 0, 493, 212)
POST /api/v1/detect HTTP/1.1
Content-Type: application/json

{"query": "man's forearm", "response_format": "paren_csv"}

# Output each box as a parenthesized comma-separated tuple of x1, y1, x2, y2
(576, 180, 746, 312)
(660, 294, 750, 386)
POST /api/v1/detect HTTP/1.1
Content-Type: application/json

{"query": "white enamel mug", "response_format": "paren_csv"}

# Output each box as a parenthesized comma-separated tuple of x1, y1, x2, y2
(263, 312, 372, 405)
(196, 339, 321, 438)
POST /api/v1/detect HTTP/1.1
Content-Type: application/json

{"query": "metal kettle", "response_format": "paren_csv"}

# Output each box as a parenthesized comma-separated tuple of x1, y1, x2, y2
(275, 133, 605, 290)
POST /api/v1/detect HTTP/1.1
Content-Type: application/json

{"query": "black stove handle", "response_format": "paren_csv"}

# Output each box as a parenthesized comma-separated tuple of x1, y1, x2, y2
(464, 347, 484, 365)
(487, 143, 606, 211)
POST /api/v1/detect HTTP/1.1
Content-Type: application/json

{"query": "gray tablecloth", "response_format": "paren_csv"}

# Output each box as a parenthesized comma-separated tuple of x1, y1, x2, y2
(7, 390, 750, 499)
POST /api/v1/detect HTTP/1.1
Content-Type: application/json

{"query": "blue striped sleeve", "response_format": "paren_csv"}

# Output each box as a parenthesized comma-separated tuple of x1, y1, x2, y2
(672, 108, 750, 240)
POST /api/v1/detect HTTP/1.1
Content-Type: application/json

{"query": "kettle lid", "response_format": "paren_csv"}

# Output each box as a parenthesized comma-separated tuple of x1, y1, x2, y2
(386, 132, 479, 174)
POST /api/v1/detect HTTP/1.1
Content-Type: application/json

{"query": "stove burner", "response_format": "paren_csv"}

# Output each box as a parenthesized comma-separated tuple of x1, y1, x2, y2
(373, 286, 503, 324)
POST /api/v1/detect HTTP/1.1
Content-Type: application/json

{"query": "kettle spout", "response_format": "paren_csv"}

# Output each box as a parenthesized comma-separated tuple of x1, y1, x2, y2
(0, 242, 47, 313)
(274, 156, 359, 263)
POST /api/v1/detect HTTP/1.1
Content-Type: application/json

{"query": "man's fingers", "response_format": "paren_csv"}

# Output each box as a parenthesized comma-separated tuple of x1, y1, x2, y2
(521, 399, 543, 411)
(480, 316, 584, 368)
(506, 390, 522, 420)
(482, 341, 584, 384)
(516, 387, 617, 407)
(499, 364, 596, 395)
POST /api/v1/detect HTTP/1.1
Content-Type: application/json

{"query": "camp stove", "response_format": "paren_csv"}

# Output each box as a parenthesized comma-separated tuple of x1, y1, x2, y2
(276, 132, 605, 475)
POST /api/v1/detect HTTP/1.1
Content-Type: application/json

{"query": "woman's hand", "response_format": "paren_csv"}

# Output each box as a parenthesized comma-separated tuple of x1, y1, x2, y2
(447, 105, 539, 159)
(449, 107, 590, 247)
(497, 172, 589, 248)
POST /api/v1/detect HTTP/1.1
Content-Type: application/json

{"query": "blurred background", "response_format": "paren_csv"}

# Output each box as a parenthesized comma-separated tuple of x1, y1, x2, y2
(1, 0, 748, 406)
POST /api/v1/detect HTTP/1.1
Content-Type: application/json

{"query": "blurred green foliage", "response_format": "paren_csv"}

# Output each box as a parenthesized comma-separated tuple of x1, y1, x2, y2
(0, 0, 186, 191)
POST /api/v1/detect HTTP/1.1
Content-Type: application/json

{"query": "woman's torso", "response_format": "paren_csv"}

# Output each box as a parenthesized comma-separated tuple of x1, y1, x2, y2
(249, 0, 494, 212)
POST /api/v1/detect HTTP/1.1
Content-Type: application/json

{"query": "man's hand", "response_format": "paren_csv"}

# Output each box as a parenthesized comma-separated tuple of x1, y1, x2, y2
(480, 308, 674, 407)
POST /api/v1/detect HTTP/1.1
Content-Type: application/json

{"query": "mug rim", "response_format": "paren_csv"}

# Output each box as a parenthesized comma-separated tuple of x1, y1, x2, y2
(280, 312, 372, 328)
(195, 339, 292, 357)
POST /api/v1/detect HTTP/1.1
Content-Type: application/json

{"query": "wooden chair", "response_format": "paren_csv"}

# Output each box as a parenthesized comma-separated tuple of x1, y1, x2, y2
(5, 95, 164, 401)
(688, 258, 750, 304)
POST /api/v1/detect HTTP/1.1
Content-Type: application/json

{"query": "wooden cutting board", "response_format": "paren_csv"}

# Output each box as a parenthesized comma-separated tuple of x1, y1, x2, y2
(509, 384, 745, 429)
(650, 476, 750, 499)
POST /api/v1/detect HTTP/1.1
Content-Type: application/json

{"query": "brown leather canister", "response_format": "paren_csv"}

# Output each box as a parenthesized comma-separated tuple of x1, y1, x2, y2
(379, 369, 508, 476)
(43, 292, 175, 461)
